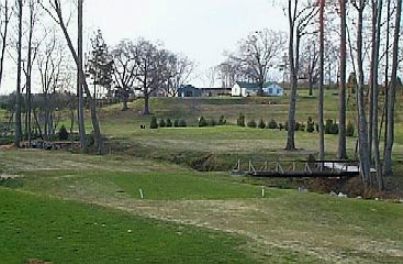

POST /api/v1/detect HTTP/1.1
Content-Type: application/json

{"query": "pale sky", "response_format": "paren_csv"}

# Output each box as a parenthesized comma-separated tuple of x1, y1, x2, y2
(1, 0, 288, 95)
(84, 0, 288, 85)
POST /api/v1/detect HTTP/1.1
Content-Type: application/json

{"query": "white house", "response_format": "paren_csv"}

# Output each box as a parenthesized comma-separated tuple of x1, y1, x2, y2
(232, 82, 284, 97)
(263, 83, 284, 97)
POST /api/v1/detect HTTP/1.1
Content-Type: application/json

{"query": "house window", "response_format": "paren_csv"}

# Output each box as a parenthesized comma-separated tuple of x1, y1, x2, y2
(269, 88, 273, 94)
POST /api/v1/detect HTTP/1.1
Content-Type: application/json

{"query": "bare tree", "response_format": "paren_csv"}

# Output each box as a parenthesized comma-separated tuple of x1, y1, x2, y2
(165, 54, 194, 97)
(37, 30, 64, 139)
(299, 39, 319, 96)
(285, 0, 318, 151)
(384, 0, 402, 177)
(352, 0, 371, 185)
(77, 0, 86, 149)
(229, 29, 286, 96)
(14, 0, 23, 147)
(24, 0, 40, 146)
(0, 0, 10, 91)
(43, 0, 103, 153)
(216, 59, 242, 88)
(318, 0, 325, 160)
(337, 0, 348, 160)
(111, 40, 137, 110)
(134, 39, 165, 115)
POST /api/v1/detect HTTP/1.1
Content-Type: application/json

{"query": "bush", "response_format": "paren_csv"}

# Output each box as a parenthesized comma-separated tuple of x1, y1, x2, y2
(166, 118, 173, 127)
(150, 116, 158, 129)
(247, 120, 257, 128)
(87, 133, 95, 146)
(278, 123, 284, 131)
(268, 119, 278, 129)
(174, 119, 180, 127)
(237, 113, 245, 127)
(325, 120, 339, 135)
(258, 119, 266, 129)
(199, 116, 208, 127)
(325, 120, 333, 134)
(295, 122, 301, 131)
(300, 123, 306, 132)
(331, 123, 339, 134)
(179, 119, 187, 127)
(210, 119, 217, 127)
(347, 121, 355, 137)
(307, 119, 315, 133)
(159, 119, 166, 128)
(218, 115, 226, 125)
(58, 125, 69, 141)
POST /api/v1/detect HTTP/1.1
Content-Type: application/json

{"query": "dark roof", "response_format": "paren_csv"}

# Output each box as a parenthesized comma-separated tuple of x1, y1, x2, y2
(199, 87, 231, 91)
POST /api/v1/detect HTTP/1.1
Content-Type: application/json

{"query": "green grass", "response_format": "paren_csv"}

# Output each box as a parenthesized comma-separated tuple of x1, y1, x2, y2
(110, 172, 260, 200)
(0, 188, 258, 264)
(1, 150, 403, 262)
(0, 150, 276, 200)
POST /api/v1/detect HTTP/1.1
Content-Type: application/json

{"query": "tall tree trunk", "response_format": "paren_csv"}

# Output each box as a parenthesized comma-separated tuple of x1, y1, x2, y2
(318, 0, 325, 161)
(14, 0, 23, 147)
(77, 0, 87, 150)
(382, 0, 391, 162)
(384, 0, 402, 177)
(0, 0, 9, 91)
(286, 0, 297, 151)
(337, 0, 348, 160)
(26, 0, 35, 147)
(356, 1, 371, 185)
(144, 93, 150, 115)
(122, 88, 129, 111)
(371, 0, 383, 190)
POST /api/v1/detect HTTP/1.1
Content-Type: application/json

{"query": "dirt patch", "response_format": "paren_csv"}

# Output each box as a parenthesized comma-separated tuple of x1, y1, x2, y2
(26, 259, 52, 264)
(0, 144, 15, 151)
(0, 174, 22, 180)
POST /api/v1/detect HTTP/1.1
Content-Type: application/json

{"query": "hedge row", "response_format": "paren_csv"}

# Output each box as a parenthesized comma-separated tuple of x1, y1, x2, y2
(198, 115, 226, 127)
(150, 117, 187, 129)
(236, 113, 355, 137)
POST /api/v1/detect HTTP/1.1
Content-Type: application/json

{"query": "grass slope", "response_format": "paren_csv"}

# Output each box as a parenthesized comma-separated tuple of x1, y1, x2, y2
(1, 150, 403, 262)
(0, 188, 257, 264)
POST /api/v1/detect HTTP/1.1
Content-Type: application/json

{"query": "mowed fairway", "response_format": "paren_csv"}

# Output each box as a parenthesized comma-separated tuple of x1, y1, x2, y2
(0, 189, 257, 264)
(1, 150, 403, 263)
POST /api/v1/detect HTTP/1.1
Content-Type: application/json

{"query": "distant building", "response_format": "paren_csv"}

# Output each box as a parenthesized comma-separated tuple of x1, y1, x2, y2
(177, 85, 202, 97)
(177, 85, 231, 98)
(232, 81, 284, 97)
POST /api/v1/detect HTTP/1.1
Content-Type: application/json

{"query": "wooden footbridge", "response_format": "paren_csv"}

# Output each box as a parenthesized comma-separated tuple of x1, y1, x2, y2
(232, 160, 368, 178)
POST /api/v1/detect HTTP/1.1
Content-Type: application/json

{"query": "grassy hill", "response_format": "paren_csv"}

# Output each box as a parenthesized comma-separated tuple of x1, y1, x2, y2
(1, 92, 403, 263)
(91, 93, 403, 175)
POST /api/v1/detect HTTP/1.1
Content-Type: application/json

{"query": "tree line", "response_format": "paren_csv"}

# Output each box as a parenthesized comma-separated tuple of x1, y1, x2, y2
(0, 0, 193, 154)
(212, 0, 402, 190)
(0, 0, 402, 190)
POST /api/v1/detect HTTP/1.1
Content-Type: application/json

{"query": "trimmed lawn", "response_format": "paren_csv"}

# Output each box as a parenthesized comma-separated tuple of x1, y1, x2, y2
(0, 188, 258, 264)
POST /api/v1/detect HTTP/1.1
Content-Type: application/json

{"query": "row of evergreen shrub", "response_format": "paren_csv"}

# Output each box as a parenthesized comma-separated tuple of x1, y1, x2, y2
(199, 115, 226, 127)
(236, 113, 355, 137)
(150, 117, 187, 129)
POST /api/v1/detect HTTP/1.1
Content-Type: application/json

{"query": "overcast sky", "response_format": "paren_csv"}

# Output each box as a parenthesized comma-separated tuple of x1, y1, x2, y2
(1, 0, 288, 95)
(85, 0, 288, 86)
